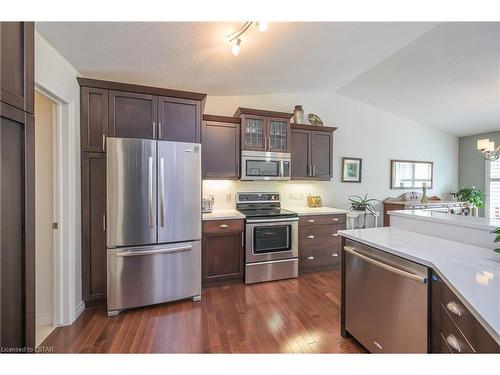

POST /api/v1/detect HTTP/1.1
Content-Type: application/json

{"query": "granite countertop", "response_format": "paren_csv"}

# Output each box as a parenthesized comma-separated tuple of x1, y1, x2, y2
(202, 209, 245, 221)
(338, 227, 500, 344)
(284, 206, 348, 215)
(389, 210, 500, 231)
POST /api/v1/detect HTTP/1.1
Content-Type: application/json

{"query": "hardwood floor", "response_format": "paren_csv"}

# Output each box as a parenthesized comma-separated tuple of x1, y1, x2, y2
(40, 269, 364, 353)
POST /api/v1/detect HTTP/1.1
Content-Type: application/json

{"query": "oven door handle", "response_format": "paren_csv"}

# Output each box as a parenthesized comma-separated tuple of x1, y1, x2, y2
(246, 217, 299, 224)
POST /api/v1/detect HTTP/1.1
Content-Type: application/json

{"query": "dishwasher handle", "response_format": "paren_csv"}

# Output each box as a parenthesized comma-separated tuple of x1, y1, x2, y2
(344, 246, 427, 284)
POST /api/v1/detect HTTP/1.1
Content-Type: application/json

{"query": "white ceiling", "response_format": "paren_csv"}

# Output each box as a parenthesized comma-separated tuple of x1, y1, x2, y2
(337, 22, 500, 136)
(36, 22, 500, 137)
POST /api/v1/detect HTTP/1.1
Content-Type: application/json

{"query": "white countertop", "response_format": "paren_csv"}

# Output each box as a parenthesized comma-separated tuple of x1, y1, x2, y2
(338, 227, 500, 344)
(202, 209, 245, 221)
(389, 210, 500, 231)
(284, 206, 348, 215)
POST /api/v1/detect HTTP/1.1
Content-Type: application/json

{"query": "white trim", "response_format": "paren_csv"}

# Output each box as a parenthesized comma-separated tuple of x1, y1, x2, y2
(74, 301, 86, 322)
(485, 160, 491, 218)
(36, 312, 53, 327)
(35, 80, 79, 326)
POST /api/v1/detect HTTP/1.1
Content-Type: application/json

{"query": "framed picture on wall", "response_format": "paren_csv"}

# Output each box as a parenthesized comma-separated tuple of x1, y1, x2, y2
(342, 157, 362, 183)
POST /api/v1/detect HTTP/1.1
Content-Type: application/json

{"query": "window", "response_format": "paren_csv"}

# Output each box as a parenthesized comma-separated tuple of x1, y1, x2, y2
(487, 160, 500, 218)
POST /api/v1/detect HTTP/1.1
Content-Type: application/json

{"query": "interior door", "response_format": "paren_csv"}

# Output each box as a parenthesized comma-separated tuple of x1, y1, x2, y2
(158, 141, 201, 243)
(107, 137, 157, 247)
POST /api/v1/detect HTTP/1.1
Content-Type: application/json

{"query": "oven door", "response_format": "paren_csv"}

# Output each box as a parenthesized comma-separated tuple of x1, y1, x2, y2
(246, 218, 298, 263)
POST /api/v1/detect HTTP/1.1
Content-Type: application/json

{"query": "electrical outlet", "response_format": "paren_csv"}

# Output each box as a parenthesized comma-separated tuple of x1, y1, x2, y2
(225, 193, 232, 203)
(289, 193, 300, 200)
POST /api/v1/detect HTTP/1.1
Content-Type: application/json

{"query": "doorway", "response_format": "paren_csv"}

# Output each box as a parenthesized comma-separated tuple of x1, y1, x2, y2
(34, 91, 58, 346)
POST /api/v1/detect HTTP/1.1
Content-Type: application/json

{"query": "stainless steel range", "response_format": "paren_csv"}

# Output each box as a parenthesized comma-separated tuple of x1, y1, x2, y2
(236, 192, 298, 284)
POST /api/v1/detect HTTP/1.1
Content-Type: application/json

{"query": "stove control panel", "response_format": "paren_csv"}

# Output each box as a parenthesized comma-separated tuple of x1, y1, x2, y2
(236, 192, 280, 204)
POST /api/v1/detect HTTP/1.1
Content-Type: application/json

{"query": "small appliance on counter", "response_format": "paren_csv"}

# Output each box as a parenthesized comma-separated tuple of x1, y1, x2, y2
(202, 197, 214, 213)
(236, 192, 298, 284)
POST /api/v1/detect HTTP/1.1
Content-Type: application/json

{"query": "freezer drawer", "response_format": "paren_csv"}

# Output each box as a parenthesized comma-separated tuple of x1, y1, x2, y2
(107, 241, 201, 314)
(344, 240, 428, 353)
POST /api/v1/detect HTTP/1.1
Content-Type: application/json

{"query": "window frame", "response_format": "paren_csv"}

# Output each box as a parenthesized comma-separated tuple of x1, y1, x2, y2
(485, 160, 500, 218)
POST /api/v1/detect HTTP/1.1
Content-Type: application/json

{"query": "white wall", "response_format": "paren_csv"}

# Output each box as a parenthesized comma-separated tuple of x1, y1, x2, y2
(35, 92, 55, 327)
(203, 91, 459, 214)
(35, 31, 83, 324)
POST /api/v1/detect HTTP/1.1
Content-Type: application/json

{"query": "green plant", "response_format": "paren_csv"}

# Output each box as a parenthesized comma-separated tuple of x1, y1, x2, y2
(348, 194, 380, 215)
(492, 227, 500, 253)
(451, 186, 484, 208)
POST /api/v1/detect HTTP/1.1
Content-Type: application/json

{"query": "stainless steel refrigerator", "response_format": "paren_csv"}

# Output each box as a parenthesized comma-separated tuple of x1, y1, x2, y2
(106, 137, 202, 316)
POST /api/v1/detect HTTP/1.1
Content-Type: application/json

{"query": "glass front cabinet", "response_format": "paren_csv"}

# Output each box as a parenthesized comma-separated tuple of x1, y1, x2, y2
(235, 108, 292, 153)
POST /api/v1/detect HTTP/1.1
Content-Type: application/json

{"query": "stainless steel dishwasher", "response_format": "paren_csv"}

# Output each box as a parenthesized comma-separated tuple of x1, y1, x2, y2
(344, 239, 429, 353)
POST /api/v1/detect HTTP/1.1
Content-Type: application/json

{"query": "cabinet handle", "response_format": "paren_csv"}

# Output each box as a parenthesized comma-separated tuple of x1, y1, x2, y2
(307, 256, 314, 260)
(446, 334, 461, 352)
(153, 122, 156, 138)
(332, 218, 339, 222)
(268, 137, 271, 150)
(313, 164, 316, 177)
(241, 232, 244, 247)
(102, 214, 106, 231)
(307, 235, 315, 239)
(219, 224, 229, 228)
(307, 219, 315, 223)
(446, 301, 462, 317)
(308, 164, 312, 177)
(332, 253, 338, 257)
(159, 122, 162, 139)
(332, 233, 339, 237)
(102, 134, 106, 151)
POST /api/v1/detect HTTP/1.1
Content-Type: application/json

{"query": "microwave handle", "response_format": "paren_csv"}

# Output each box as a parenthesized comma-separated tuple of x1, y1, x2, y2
(280, 160, 284, 177)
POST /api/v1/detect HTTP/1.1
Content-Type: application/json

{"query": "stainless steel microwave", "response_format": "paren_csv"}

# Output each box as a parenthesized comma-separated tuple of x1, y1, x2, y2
(240, 150, 291, 181)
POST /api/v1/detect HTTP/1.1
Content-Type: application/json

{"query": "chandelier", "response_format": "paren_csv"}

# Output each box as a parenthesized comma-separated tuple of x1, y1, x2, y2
(477, 139, 500, 161)
(226, 21, 268, 56)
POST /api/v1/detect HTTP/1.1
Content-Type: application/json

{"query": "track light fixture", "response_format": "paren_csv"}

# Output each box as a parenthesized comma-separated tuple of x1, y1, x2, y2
(226, 21, 268, 56)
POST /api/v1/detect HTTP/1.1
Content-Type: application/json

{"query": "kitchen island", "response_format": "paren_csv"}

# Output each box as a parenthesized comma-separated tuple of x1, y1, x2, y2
(338, 226, 499, 353)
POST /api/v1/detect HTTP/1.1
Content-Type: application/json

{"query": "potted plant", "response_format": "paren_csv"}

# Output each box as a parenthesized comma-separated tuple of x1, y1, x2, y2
(451, 186, 484, 216)
(492, 227, 500, 253)
(348, 194, 381, 228)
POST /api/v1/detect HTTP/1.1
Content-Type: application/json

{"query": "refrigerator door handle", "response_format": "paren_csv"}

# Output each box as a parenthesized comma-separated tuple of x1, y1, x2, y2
(148, 156, 154, 227)
(116, 245, 192, 257)
(160, 157, 165, 227)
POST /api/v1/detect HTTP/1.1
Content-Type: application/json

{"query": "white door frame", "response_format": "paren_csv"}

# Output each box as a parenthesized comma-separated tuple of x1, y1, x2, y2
(35, 81, 80, 326)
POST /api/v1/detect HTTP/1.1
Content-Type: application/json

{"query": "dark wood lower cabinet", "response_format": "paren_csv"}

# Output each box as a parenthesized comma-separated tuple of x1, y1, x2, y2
(202, 220, 244, 287)
(0, 101, 35, 350)
(298, 214, 345, 273)
(81, 152, 107, 303)
(430, 271, 499, 353)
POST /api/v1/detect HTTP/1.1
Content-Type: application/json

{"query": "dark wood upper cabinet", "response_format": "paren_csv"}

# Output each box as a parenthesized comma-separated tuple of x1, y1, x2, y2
(158, 97, 200, 143)
(290, 123, 336, 181)
(81, 87, 109, 152)
(234, 108, 293, 152)
(202, 115, 240, 179)
(290, 128, 311, 179)
(109, 90, 157, 139)
(0, 22, 34, 114)
(81, 152, 107, 303)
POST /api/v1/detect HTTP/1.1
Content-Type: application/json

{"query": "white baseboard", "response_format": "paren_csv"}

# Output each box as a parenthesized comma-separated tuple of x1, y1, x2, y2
(74, 300, 85, 321)
(36, 312, 53, 326)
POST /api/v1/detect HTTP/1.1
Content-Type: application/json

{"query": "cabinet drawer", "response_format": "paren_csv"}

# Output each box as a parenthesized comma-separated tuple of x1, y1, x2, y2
(440, 305, 474, 353)
(203, 219, 244, 234)
(299, 246, 340, 270)
(440, 279, 499, 352)
(299, 224, 344, 248)
(299, 214, 345, 226)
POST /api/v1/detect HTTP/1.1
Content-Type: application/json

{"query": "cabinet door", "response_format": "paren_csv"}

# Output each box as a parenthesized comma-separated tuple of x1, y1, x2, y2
(0, 22, 34, 114)
(158, 96, 200, 143)
(202, 231, 244, 286)
(202, 120, 240, 179)
(81, 87, 109, 152)
(109, 91, 157, 139)
(310, 131, 332, 180)
(81, 152, 107, 302)
(241, 115, 266, 151)
(290, 128, 311, 179)
(268, 117, 290, 152)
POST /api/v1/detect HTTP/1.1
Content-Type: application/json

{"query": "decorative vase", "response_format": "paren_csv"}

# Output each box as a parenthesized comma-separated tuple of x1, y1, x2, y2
(292, 105, 304, 124)
(421, 183, 429, 204)
(307, 113, 323, 126)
